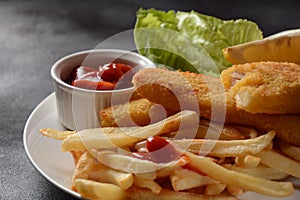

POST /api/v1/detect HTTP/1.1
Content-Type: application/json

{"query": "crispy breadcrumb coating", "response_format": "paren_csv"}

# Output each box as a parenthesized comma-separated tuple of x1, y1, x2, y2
(132, 68, 300, 145)
(100, 98, 176, 127)
(221, 61, 300, 114)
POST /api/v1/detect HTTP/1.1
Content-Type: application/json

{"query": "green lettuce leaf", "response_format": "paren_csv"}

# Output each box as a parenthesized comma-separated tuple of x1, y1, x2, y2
(134, 8, 263, 76)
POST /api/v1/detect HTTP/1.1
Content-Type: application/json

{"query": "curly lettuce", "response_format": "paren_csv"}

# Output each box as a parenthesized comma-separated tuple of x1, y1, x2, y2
(134, 8, 263, 76)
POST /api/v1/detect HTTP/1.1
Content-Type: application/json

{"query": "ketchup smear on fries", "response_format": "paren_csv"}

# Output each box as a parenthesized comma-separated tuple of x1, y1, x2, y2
(132, 136, 181, 163)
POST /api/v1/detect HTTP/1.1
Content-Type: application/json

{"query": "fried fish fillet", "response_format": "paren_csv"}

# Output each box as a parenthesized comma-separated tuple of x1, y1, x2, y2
(132, 68, 300, 145)
(100, 98, 154, 127)
(99, 98, 176, 127)
(221, 61, 300, 114)
(132, 68, 227, 121)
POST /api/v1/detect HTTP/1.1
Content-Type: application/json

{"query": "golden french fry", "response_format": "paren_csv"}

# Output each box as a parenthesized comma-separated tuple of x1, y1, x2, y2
(94, 151, 189, 175)
(156, 156, 190, 178)
(39, 128, 75, 140)
(74, 179, 125, 200)
(264, 142, 273, 151)
(134, 171, 157, 180)
(226, 185, 243, 196)
(173, 131, 275, 157)
(95, 151, 160, 173)
(170, 168, 219, 191)
(183, 151, 294, 197)
(62, 110, 199, 152)
(223, 164, 289, 180)
(161, 124, 247, 141)
(196, 120, 247, 140)
(88, 162, 134, 190)
(126, 187, 239, 200)
(62, 127, 138, 152)
(235, 155, 261, 168)
(230, 125, 258, 139)
(70, 151, 83, 165)
(71, 152, 94, 190)
(133, 176, 162, 194)
(257, 149, 300, 178)
(278, 138, 300, 161)
(204, 183, 227, 196)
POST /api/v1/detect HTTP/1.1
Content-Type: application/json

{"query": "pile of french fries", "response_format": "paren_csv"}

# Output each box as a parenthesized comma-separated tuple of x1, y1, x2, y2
(40, 110, 300, 200)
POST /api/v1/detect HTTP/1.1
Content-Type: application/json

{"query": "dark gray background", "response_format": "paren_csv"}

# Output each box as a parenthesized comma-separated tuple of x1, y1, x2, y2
(0, 0, 299, 199)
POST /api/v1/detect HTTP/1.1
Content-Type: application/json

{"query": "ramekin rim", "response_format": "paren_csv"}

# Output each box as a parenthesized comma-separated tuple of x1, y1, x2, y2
(50, 49, 155, 93)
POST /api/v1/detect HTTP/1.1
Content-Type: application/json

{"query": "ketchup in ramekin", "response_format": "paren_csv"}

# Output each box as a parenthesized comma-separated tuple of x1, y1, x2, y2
(68, 63, 133, 90)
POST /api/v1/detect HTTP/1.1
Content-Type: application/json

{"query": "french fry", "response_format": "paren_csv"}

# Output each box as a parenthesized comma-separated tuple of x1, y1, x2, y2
(183, 151, 294, 197)
(170, 168, 219, 191)
(39, 128, 75, 140)
(134, 171, 157, 180)
(126, 187, 239, 200)
(95, 151, 161, 173)
(235, 155, 261, 168)
(204, 183, 227, 196)
(230, 125, 258, 139)
(226, 185, 243, 196)
(278, 138, 300, 161)
(62, 127, 138, 152)
(156, 156, 190, 178)
(88, 162, 134, 190)
(223, 164, 289, 180)
(133, 176, 162, 194)
(74, 179, 125, 200)
(264, 142, 273, 150)
(70, 151, 83, 165)
(71, 152, 95, 190)
(94, 150, 189, 175)
(155, 124, 248, 141)
(196, 120, 247, 140)
(165, 120, 249, 141)
(173, 131, 275, 157)
(62, 110, 199, 152)
(256, 149, 300, 178)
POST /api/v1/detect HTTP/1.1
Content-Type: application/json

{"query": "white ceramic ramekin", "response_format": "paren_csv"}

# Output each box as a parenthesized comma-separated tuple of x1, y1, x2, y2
(51, 49, 155, 130)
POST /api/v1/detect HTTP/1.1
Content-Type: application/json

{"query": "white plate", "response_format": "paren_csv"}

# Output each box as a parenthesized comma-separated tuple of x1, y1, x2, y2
(23, 93, 79, 198)
(24, 93, 300, 200)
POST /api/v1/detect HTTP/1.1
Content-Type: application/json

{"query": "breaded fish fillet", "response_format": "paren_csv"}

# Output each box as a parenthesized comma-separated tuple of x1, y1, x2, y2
(132, 68, 227, 121)
(99, 98, 176, 127)
(132, 68, 300, 145)
(221, 61, 300, 114)
(100, 98, 153, 127)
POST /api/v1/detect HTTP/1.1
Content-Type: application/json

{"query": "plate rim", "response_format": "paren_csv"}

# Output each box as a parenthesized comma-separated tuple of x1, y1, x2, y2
(23, 92, 80, 198)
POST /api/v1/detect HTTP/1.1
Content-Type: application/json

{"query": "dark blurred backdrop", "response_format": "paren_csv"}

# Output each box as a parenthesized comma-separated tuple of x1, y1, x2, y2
(0, 0, 299, 199)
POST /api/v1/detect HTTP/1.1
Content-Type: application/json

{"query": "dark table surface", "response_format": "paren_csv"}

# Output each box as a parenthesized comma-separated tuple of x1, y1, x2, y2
(1, 0, 299, 199)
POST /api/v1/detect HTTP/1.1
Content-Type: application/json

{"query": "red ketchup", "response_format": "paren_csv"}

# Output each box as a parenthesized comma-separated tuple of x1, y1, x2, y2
(132, 136, 181, 163)
(69, 63, 132, 90)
